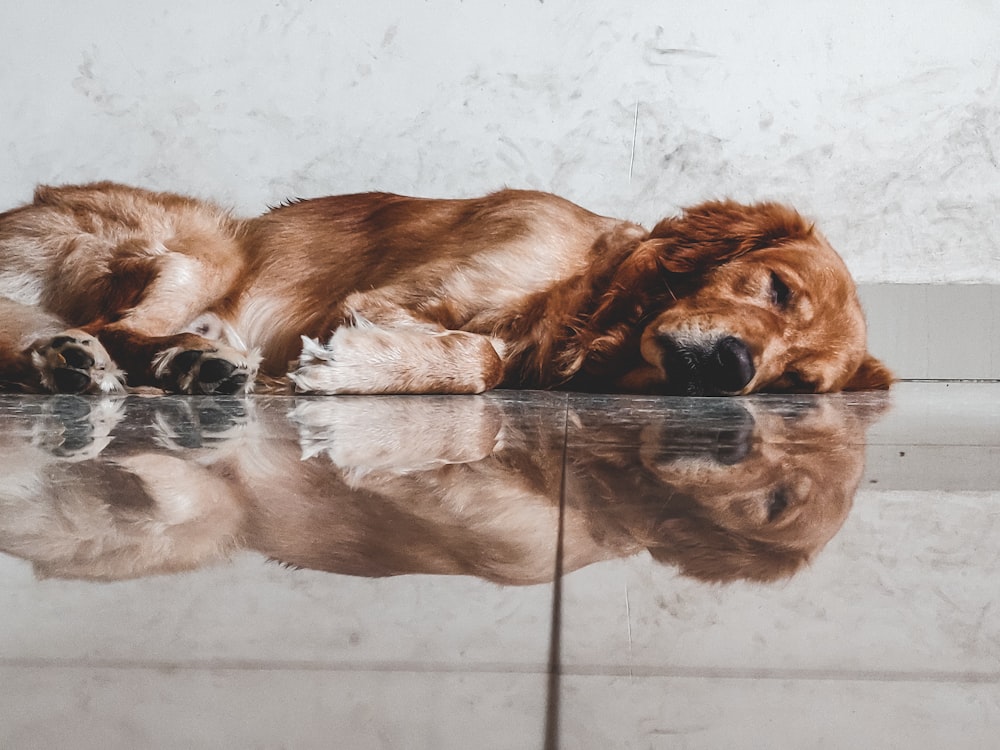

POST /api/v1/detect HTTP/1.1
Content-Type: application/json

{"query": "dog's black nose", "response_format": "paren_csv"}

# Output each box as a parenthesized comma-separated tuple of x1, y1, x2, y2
(709, 336, 755, 392)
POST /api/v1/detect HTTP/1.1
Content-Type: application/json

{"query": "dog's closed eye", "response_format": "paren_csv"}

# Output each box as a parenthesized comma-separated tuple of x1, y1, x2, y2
(763, 371, 817, 394)
(769, 271, 792, 309)
(766, 486, 790, 522)
(786, 371, 816, 392)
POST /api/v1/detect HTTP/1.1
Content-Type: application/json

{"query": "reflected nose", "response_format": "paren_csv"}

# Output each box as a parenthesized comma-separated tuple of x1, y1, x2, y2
(709, 336, 755, 393)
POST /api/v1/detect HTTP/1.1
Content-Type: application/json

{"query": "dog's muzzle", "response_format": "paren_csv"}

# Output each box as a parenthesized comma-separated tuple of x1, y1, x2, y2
(656, 334, 756, 396)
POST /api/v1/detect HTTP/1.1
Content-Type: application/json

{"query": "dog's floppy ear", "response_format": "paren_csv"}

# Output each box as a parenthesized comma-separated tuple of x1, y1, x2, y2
(842, 353, 895, 391)
(644, 200, 814, 273)
(583, 200, 807, 331)
(564, 201, 814, 377)
(647, 519, 811, 583)
(572, 240, 665, 368)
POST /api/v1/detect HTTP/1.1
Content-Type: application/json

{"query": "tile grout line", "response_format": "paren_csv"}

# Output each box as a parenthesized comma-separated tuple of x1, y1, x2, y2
(543, 395, 570, 750)
(558, 666, 1000, 684)
(2, 658, 997, 685)
(625, 584, 633, 681)
(0, 657, 548, 674)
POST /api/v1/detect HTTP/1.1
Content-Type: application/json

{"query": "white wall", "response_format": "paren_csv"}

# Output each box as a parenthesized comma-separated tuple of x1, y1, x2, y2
(2, 0, 997, 283)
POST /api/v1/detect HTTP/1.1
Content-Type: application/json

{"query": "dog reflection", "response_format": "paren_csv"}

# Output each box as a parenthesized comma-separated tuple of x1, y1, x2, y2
(0, 393, 887, 583)
(0, 396, 249, 580)
(566, 398, 886, 582)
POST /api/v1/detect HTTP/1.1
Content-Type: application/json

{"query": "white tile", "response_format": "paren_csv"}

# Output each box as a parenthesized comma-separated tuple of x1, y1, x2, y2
(863, 381, 1000, 492)
(559, 674, 1000, 750)
(865, 382, 1000, 446)
(558, 488, 1000, 676)
(864, 444, 1000, 491)
(0, 666, 548, 750)
(0, 553, 555, 669)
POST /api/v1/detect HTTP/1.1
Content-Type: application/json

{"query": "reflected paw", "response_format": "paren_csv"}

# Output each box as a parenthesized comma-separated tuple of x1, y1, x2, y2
(31, 395, 125, 459)
(149, 396, 251, 449)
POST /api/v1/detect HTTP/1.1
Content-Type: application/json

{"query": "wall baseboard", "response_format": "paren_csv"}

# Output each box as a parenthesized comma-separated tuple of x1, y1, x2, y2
(858, 285, 1000, 381)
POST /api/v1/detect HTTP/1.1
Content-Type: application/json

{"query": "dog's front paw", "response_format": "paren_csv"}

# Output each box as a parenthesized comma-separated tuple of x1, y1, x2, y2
(153, 345, 260, 395)
(287, 335, 350, 394)
(31, 331, 125, 394)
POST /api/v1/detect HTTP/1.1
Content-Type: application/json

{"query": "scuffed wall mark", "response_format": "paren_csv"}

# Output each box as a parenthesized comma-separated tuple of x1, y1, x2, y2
(643, 27, 717, 68)
(271, 0, 307, 36)
(111, 41, 142, 81)
(658, 133, 726, 178)
(628, 99, 639, 184)
(647, 47, 717, 60)
(497, 135, 530, 175)
(970, 118, 998, 169)
(382, 25, 398, 48)
(846, 66, 962, 108)
(72, 48, 124, 116)
(354, 62, 373, 82)
(970, 62, 1000, 168)
(644, 45, 717, 68)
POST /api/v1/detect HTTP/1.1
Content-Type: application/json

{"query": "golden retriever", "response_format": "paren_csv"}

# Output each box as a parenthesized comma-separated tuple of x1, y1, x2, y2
(0, 182, 892, 395)
(0, 392, 886, 584)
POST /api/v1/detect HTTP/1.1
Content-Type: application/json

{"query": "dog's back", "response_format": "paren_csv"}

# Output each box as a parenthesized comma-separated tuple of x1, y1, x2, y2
(234, 190, 629, 373)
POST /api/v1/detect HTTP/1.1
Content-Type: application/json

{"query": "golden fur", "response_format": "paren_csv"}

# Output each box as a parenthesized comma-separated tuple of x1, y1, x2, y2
(0, 182, 892, 395)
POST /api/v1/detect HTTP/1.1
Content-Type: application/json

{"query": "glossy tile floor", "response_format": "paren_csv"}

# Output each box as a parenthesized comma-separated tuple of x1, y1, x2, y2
(0, 382, 997, 749)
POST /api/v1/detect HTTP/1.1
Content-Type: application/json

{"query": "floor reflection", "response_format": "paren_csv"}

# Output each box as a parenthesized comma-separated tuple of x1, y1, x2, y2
(566, 395, 889, 582)
(0, 391, 890, 585)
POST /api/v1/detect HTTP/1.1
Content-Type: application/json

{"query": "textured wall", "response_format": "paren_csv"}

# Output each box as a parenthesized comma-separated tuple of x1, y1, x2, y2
(1, 0, 997, 282)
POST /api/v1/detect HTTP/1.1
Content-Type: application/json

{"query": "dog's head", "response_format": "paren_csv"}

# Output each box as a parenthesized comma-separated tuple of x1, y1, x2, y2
(583, 201, 893, 395)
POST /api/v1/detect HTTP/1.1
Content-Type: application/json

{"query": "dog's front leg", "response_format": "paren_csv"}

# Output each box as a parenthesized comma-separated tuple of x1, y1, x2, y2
(288, 324, 507, 395)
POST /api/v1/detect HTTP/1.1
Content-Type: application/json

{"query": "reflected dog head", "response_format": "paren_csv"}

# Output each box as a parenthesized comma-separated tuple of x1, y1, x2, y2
(568, 394, 889, 582)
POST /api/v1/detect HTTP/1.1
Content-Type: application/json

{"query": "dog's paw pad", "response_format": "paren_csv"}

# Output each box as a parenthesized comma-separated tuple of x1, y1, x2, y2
(32, 332, 125, 394)
(288, 363, 337, 394)
(196, 357, 250, 395)
(155, 347, 259, 395)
